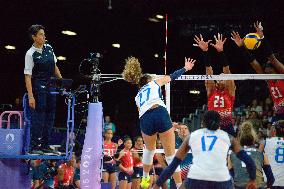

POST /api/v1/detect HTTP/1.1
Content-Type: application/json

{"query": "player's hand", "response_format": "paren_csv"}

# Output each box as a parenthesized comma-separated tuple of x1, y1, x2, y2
(246, 179, 257, 189)
(254, 21, 264, 39)
(29, 97, 36, 109)
(184, 57, 196, 71)
(231, 31, 243, 47)
(211, 33, 227, 52)
(193, 34, 212, 51)
(117, 139, 123, 146)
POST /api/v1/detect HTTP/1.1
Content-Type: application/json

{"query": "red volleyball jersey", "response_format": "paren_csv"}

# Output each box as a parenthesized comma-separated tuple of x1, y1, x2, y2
(120, 149, 133, 169)
(54, 163, 74, 188)
(132, 147, 143, 167)
(104, 141, 117, 157)
(208, 88, 235, 127)
(268, 80, 284, 115)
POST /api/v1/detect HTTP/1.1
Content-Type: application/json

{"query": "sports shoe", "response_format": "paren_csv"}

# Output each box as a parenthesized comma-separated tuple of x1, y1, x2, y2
(140, 176, 150, 189)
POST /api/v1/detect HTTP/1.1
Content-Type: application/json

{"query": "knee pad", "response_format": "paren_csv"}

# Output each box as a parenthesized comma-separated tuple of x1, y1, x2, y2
(142, 149, 155, 165)
(165, 155, 181, 172)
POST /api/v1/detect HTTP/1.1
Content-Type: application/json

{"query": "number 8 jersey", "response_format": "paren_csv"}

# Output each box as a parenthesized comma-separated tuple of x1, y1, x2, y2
(264, 137, 284, 186)
(207, 88, 235, 127)
(135, 80, 167, 118)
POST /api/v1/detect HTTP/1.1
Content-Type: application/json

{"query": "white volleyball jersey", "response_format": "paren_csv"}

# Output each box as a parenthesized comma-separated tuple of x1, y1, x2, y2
(135, 80, 167, 118)
(187, 128, 231, 182)
(264, 137, 284, 186)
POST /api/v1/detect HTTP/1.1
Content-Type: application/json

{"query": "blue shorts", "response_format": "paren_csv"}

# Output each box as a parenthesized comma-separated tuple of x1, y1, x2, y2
(154, 167, 163, 176)
(140, 106, 172, 136)
(132, 167, 154, 179)
(118, 172, 132, 183)
(184, 178, 233, 189)
(132, 167, 143, 179)
(102, 163, 116, 173)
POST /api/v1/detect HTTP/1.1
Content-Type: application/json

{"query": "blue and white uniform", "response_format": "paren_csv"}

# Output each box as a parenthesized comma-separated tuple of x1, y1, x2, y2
(135, 80, 166, 118)
(135, 80, 171, 136)
(188, 128, 231, 182)
(24, 44, 57, 149)
(264, 137, 284, 187)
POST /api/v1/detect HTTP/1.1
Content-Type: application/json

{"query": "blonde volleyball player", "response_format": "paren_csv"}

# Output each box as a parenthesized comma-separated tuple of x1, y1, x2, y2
(122, 56, 196, 188)
(154, 110, 257, 189)
(228, 121, 275, 189)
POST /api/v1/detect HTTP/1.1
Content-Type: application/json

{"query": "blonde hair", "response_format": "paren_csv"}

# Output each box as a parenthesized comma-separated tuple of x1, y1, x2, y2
(122, 56, 142, 85)
(239, 121, 258, 146)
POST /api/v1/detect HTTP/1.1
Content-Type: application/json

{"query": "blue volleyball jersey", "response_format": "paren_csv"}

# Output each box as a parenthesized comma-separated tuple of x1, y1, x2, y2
(135, 80, 167, 118)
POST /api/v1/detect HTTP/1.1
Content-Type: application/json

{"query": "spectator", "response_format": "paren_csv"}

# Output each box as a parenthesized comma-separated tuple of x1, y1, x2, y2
(104, 115, 116, 134)
(30, 160, 42, 189)
(36, 160, 58, 189)
(250, 99, 263, 115)
(248, 111, 263, 133)
(74, 157, 80, 189)
(54, 154, 76, 188)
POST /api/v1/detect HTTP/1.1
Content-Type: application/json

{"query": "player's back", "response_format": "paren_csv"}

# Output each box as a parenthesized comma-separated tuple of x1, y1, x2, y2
(264, 137, 284, 186)
(135, 80, 166, 118)
(187, 128, 231, 182)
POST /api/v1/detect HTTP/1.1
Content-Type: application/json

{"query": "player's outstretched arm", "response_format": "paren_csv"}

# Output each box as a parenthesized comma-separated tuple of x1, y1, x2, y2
(193, 34, 216, 95)
(263, 153, 275, 188)
(231, 31, 264, 74)
(155, 57, 196, 86)
(231, 137, 257, 189)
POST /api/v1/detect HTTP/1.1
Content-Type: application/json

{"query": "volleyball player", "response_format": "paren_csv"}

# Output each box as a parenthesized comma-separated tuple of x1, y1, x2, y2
(154, 110, 257, 189)
(264, 121, 284, 188)
(231, 21, 284, 122)
(122, 56, 196, 188)
(116, 137, 134, 189)
(103, 129, 123, 189)
(194, 33, 236, 136)
(228, 121, 275, 189)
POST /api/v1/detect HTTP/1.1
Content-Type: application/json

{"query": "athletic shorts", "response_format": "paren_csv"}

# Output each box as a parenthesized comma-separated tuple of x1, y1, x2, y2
(118, 172, 132, 183)
(140, 106, 172, 136)
(184, 178, 233, 189)
(132, 167, 154, 179)
(102, 163, 116, 173)
(132, 167, 143, 179)
(154, 167, 163, 176)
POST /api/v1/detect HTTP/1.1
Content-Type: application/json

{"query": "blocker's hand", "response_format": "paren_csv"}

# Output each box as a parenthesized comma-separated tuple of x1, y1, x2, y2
(211, 33, 227, 52)
(193, 34, 212, 52)
(254, 21, 264, 39)
(231, 31, 243, 47)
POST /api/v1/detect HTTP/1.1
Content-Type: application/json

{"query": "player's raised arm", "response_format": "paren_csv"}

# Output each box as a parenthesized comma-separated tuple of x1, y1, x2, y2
(193, 34, 215, 96)
(212, 33, 236, 96)
(155, 57, 196, 86)
(231, 30, 264, 74)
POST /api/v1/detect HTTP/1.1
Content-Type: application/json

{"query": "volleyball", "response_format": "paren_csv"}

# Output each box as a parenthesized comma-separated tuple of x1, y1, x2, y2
(243, 33, 261, 50)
